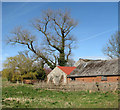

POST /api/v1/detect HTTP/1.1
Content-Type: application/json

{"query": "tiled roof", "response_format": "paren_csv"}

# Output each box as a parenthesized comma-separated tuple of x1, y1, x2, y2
(57, 66, 76, 75)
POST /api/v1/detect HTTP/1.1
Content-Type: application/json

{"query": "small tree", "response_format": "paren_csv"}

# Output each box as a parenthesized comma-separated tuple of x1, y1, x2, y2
(32, 60, 46, 81)
(3, 54, 46, 82)
(2, 69, 13, 81)
(36, 68, 46, 81)
(103, 31, 120, 59)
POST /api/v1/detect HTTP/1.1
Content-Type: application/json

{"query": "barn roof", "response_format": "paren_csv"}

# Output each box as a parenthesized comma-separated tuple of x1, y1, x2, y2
(69, 58, 119, 77)
(74, 58, 101, 67)
(57, 66, 76, 75)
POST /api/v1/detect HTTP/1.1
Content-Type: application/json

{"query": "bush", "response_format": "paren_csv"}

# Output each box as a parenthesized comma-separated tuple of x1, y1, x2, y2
(36, 68, 46, 81)
(22, 72, 37, 80)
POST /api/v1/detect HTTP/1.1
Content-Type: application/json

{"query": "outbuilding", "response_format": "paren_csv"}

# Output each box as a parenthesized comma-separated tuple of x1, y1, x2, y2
(47, 66, 76, 85)
(67, 59, 120, 83)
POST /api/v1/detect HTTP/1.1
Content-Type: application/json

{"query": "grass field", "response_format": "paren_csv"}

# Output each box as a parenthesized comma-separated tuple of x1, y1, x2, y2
(2, 78, 119, 108)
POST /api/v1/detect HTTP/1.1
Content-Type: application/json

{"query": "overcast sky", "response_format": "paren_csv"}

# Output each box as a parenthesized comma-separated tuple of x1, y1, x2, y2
(2, 2, 118, 70)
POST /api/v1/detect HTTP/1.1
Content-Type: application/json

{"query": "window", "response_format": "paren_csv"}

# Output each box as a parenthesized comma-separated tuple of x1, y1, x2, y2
(101, 76, 107, 81)
(71, 78, 75, 81)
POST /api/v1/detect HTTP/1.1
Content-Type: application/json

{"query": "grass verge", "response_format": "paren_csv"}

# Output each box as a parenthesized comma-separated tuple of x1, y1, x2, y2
(2, 78, 119, 108)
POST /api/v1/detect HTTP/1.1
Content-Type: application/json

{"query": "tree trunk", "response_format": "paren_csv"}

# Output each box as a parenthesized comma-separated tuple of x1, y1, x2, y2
(58, 31, 66, 66)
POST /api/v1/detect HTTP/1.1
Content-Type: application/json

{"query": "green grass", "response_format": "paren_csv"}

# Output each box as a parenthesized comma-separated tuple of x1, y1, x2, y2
(2, 78, 119, 108)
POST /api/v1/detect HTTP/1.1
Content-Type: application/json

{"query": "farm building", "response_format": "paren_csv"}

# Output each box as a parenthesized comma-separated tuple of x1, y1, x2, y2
(74, 58, 101, 67)
(67, 58, 120, 83)
(47, 66, 76, 85)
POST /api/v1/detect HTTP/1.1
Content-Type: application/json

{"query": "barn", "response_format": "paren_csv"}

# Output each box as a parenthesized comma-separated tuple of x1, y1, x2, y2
(47, 66, 76, 85)
(67, 58, 120, 83)
(74, 58, 101, 67)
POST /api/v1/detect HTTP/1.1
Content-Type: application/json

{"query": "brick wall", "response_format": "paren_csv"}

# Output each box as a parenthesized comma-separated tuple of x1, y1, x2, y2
(67, 76, 120, 83)
(23, 79, 38, 84)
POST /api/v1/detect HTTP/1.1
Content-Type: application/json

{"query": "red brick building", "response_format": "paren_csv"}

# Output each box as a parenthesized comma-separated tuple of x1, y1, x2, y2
(67, 59, 120, 83)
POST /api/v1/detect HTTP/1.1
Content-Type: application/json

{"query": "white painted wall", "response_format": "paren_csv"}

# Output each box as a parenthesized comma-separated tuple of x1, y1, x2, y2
(47, 67, 67, 85)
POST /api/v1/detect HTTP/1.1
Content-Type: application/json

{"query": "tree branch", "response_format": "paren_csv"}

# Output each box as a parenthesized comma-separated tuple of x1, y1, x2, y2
(54, 26, 62, 37)
(64, 26, 74, 37)
(66, 41, 73, 61)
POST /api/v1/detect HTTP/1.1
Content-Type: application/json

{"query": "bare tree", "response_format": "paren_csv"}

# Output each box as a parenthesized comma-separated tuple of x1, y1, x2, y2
(7, 9, 78, 69)
(103, 31, 120, 59)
